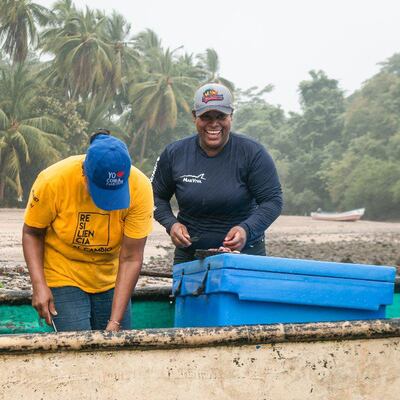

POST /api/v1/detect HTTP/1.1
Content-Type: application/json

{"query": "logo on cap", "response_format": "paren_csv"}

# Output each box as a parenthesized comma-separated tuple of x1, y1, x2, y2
(202, 89, 224, 104)
(106, 171, 124, 187)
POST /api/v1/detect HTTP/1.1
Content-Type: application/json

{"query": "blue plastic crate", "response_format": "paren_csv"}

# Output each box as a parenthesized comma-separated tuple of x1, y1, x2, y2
(173, 254, 396, 327)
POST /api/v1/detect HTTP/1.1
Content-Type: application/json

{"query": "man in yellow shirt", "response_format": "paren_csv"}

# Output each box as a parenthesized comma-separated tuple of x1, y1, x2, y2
(22, 132, 153, 332)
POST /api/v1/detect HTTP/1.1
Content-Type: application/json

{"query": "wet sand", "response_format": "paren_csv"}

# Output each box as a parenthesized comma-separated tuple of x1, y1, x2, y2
(1, 208, 399, 290)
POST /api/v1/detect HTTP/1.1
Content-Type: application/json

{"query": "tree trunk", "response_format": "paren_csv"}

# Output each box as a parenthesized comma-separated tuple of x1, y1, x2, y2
(0, 178, 5, 204)
(139, 128, 148, 167)
(128, 129, 141, 154)
(129, 121, 147, 161)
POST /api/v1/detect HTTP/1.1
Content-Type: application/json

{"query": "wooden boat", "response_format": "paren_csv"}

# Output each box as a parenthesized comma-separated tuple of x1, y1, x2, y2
(1, 270, 400, 398)
(1, 319, 400, 399)
(311, 208, 365, 222)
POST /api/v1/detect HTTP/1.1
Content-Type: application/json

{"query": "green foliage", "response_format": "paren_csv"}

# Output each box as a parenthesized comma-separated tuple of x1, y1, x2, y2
(34, 94, 88, 154)
(0, 61, 63, 205)
(127, 34, 198, 165)
(280, 70, 346, 213)
(321, 59, 400, 219)
(233, 101, 286, 150)
(284, 187, 322, 216)
(197, 48, 235, 91)
(297, 70, 345, 149)
(325, 155, 400, 219)
(0, 0, 52, 64)
(344, 72, 400, 143)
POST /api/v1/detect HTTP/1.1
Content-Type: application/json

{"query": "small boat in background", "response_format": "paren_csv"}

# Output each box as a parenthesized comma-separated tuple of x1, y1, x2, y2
(311, 208, 365, 222)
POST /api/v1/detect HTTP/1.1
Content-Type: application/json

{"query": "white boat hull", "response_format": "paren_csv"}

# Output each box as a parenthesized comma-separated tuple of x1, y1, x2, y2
(1, 320, 400, 399)
(1, 337, 399, 399)
(311, 208, 365, 222)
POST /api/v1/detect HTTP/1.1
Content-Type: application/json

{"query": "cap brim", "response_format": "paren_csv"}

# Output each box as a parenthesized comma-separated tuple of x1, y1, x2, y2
(195, 105, 233, 116)
(87, 180, 130, 211)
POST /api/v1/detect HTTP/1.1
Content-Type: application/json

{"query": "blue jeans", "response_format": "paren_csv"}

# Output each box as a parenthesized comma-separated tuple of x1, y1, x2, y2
(50, 286, 131, 332)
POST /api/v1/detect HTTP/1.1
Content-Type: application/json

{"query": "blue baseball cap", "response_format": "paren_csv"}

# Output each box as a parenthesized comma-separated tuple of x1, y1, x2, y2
(83, 134, 131, 211)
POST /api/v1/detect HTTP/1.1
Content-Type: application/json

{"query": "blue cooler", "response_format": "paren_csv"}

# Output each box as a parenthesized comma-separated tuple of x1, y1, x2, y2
(173, 254, 396, 327)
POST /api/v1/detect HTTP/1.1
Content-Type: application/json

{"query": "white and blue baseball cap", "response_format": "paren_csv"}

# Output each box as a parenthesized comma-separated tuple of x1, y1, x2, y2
(193, 83, 234, 116)
(83, 134, 131, 211)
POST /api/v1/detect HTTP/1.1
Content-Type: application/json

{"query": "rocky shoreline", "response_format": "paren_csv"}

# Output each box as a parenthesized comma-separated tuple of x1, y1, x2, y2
(3, 234, 399, 292)
(1, 210, 399, 291)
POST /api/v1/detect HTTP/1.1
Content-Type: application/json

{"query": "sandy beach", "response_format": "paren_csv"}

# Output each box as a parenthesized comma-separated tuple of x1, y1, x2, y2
(1, 208, 399, 290)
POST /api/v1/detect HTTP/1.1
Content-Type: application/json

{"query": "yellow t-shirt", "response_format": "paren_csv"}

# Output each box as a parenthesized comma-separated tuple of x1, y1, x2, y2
(24, 155, 153, 293)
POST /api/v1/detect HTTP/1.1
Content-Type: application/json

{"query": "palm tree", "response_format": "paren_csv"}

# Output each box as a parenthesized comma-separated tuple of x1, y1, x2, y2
(0, 0, 52, 64)
(133, 28, 162, 64)
(100, 11, 140, 114)
(104, 12, 139, 84)
(41, 7, 113, 100)
(128, 45, 197, 165)
(41, 7, 139, 124)
(51, 0, 77, 22)
(197, 48, 235, 92)
(176, 52, 204, 81)
(0, 62, 62, 203)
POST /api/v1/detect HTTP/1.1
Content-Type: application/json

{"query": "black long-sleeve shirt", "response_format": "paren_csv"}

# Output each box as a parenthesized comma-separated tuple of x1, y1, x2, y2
(151, 132, 283, 250)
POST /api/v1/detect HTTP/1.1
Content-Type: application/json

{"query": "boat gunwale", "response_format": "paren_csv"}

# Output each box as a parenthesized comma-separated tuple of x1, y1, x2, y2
(1, 319, 400, 355)
(0, 286, 172, 305)
(2, 275, 399, 304)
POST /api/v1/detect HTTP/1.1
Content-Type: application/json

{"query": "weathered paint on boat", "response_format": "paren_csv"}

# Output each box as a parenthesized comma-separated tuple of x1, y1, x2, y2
(387, 292, 400, 317)
(1, 319, 400, 399)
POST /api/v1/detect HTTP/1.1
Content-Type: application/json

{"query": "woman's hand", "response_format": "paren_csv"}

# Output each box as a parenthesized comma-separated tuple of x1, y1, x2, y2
(170, 222, 192, 248)
(223, 226, 247, 251)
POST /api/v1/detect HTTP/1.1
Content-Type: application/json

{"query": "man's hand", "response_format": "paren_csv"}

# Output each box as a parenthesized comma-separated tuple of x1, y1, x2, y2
(109, 236, 146, 332)
(170, 222, 192, 248)
(223, 226, 247, 251)
(23, 223, 56, 326)
(106, 320, 121, 332)
(31, 283, 57, 326)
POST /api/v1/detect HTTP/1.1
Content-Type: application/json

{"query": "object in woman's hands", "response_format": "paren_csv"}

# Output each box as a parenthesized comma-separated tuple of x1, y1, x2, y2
(210, 247, 241, 253)
(195, 248, 241, 259)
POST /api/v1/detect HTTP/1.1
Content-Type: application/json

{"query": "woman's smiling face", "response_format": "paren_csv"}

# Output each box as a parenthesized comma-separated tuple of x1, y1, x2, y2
(194, 110, 232, 156)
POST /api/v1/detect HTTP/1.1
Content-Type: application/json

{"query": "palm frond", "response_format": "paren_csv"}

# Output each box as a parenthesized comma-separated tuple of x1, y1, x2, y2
(21, 116, 64, 135)
(8, 130, 29, 163)
(0, 109, 9, 130)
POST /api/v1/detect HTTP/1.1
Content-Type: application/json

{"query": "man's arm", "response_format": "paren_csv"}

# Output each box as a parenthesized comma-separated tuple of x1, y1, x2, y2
(106, 235, 147, 332)
(22, 223, 57, 326)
